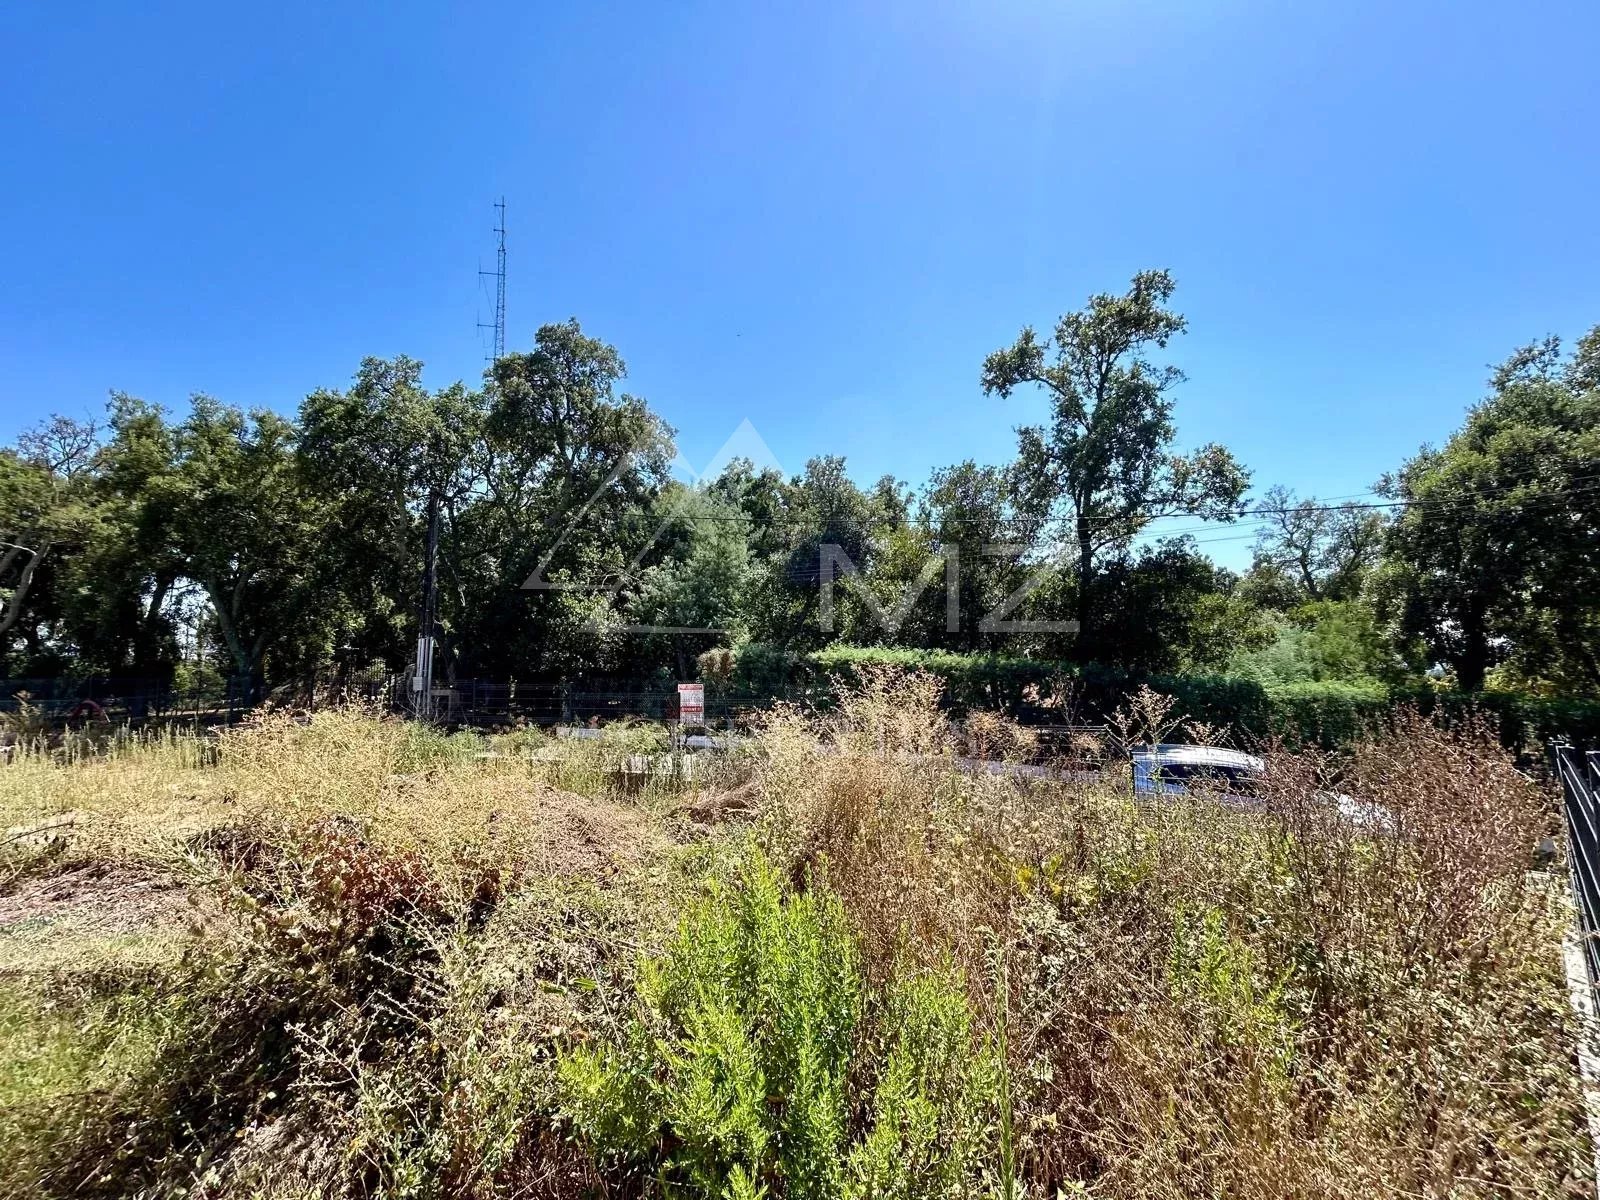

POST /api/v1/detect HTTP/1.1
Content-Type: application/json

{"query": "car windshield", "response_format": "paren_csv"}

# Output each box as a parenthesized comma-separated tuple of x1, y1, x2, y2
(1148, 761, 1259, 789)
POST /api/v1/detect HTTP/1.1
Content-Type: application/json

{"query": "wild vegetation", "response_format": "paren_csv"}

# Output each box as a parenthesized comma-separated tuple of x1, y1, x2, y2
(0, 671, 1590, 1198)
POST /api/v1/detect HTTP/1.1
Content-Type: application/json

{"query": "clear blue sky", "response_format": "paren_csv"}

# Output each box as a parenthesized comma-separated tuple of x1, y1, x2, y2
(4, 0, 1597, 567)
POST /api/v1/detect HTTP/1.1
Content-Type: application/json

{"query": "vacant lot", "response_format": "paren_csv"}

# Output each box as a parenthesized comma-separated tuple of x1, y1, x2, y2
(0, 674, 1591, 1199)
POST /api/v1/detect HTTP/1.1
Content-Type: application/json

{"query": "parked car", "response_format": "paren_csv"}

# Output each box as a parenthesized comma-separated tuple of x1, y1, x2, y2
(1130, 743, 1266, 799)
(1130, 742, 1392, 830)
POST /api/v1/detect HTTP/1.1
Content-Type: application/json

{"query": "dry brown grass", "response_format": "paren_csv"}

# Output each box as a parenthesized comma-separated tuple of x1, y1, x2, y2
(750, 667, 1018, 992)
(0, 686, 1591, 1199)
(0, 708, 665, 900)
(748, 666, 1592, 1199)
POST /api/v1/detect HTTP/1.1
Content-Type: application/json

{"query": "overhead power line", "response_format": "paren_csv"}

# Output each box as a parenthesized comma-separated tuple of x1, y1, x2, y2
(613, 471, 1600, 531)
(1072, 466, 1600, 531)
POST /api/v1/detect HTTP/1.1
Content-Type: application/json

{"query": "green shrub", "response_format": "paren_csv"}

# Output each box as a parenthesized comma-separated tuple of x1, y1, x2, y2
(557, 850, 998, 1199)
(729, 642, 803, 697)
(1263, 679, 1390, 749)
(784, 645, 1600, 752)
(394, 722, 484, 772)
(1168, 906, 1296, 1089)
(846, 967, 997, 1200)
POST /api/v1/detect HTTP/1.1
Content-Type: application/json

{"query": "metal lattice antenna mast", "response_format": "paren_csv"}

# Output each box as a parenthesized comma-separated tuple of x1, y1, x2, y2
(477, 199, 507, 363)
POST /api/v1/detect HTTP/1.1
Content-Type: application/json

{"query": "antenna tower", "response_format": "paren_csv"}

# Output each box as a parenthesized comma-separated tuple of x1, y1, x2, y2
(477, 197, 506, 363)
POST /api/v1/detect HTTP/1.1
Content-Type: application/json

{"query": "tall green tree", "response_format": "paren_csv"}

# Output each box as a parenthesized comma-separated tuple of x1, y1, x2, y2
(623, 485, 753, 677)
(298, 356, 485, 670)
(851, 460, 1046, 652)
(73, 396, 204, 681)
(918, 461, 1028, 650)
(141, 399, 332, 680)
(982, 270, 1250, 662)
(1377, 329, 1600, 691)
(733, 456, 909, 649)
(1093, 539, 1271, 674)
(453, 319, 674, 676)
(0, 417, 100, 657)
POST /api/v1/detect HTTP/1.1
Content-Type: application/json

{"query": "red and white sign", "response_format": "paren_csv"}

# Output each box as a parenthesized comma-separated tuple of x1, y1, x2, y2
(677, 682, 705, 724)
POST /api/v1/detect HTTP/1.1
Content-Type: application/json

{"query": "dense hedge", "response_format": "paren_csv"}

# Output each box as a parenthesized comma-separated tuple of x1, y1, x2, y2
(740, 644, 1600, 754)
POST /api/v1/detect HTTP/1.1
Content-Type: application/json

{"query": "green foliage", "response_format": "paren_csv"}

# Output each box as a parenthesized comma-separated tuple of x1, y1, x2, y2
(845, 967, 996, 1200)
(716, 455, 912, 652)
(0, 420, 100, 664)
(445, 319, 677, 679)
(1378, 331, 1600, 691)
(1168, 907, 1296, 1086)
(296, 355, 484, 670)
(0, 938, 368, 1197)
(148, 397, 332, 679)
(558, 851, 996, 1200)
(0, 701, 1590, 1198)
(625, 485, 753, 677)
(1091, 539, 1273, 673)
(1227, 617, 1318, 687)
(0, 978, 206, 1197)
(1263, 679, 1390, 748)
(5, 299, 1597, 758)
(1228, 601, 1398, 688)
(854, 459, 1036, 654)
(793, 644, 1600, 751)
(170, 657, 227, 698)
(393, 721, 485, 772)
(2, 321, 681, 689)
(729, 641, 801, 696)
(983, 270, 1250, 660)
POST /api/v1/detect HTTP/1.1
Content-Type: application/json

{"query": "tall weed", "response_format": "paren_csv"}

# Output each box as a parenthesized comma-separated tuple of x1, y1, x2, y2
(558, 848, 999, 1199)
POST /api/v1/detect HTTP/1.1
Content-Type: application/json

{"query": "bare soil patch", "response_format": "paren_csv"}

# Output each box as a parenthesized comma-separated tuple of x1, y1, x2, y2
(520, 785, 665, 878)
(0, 862, 195, 972)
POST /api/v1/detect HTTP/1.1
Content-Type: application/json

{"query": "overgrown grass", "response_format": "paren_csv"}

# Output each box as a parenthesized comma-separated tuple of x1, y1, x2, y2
(0, 681, 1591, 1198)
(559, 849, 999, 1198)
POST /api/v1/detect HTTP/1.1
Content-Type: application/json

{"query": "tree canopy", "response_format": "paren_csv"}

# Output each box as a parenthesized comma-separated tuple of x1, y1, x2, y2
(1377, 336, 1600, 691)
(982, 270, 1251, 661)
(3, 301, 1595, 709)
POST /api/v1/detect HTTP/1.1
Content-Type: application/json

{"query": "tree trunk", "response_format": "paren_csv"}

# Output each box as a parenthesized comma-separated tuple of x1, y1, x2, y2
(133, 574, 175, 679)
(206, 580, 255, 679)
(1075, 556, 1100, 668)
(1073, 521, 1094, 664)
(0, 544, 49, 638)
(1455, 606, 1491, 693)
(1299, 559, 1322, 602)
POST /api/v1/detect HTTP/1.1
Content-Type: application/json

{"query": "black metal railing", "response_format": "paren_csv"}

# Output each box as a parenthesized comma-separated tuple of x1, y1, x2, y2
(0, 674, 264, 725)
(1, 669, 1125, 744)
(1553, 743, 1600, 989)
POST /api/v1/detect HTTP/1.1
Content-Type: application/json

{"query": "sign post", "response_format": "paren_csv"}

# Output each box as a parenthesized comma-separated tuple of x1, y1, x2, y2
(677, 682, 705, 728)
